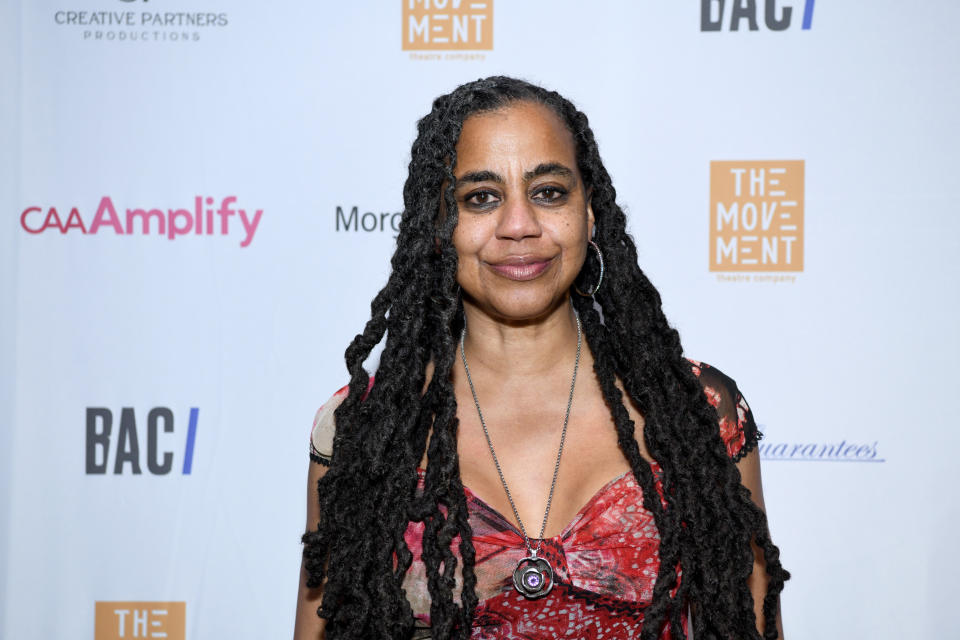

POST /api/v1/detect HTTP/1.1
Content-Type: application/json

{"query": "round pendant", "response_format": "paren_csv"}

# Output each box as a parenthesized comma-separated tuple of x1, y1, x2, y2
(512, 556, 554, 599)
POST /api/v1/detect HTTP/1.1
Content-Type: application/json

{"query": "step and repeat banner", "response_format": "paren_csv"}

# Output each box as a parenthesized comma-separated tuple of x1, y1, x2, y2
(2, 1, 958, 638)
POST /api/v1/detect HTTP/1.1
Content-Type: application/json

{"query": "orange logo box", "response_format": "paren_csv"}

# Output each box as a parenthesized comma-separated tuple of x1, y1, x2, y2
(402, 0, 493, 50)
(95, 602, 185, 640)
(709, 160, 804, 272)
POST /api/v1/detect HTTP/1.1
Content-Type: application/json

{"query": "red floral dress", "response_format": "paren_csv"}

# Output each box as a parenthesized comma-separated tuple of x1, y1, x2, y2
(309, 361, 761, 639)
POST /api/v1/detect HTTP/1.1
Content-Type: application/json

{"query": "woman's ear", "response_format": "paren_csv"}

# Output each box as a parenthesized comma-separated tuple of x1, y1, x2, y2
(586, 188, 596, 239)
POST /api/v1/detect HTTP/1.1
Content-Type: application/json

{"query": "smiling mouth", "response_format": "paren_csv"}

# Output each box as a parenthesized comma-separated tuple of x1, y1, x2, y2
(488, 258, 554, 281)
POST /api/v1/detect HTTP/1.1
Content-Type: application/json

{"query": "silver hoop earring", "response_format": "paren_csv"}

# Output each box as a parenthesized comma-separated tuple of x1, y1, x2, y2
(574, 240, 604, 297)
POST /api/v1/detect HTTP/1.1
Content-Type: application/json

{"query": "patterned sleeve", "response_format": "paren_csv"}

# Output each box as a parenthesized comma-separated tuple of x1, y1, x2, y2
(687, 359, 762, 462)
(308, 384, 350, 466)
(308, 377, 375, 466)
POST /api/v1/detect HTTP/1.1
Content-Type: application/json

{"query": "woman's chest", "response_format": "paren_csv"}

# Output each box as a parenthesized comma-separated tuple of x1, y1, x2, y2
(452, 393, 647, 541)
(402, 467, 667, 620)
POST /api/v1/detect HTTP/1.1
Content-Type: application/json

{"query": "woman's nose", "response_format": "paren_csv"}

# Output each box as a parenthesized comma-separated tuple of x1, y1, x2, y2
(495, 194, 541, 241)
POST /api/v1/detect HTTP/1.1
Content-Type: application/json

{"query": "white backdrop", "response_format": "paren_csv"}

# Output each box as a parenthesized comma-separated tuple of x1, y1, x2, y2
(2, 1, 959, 638)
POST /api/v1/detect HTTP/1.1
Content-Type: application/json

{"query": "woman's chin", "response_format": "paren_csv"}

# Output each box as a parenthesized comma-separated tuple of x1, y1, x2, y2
(466, 290, 572, 325)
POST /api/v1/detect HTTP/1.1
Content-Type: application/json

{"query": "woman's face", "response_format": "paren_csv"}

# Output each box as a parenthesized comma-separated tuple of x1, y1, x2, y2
(451, 100, 594, 323)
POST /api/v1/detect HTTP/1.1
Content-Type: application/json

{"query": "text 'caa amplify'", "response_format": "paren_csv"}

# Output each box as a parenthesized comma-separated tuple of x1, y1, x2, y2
(20, 195, 263, 248)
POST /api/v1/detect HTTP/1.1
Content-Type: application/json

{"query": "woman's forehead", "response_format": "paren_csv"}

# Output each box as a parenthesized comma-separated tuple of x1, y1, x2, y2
(454, 102, 578, 177)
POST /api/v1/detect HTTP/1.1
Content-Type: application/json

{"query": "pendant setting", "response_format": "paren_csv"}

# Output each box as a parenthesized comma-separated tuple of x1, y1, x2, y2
(513, 556, 554, 599)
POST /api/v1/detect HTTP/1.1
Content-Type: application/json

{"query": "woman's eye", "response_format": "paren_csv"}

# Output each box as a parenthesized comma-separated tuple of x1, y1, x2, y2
(534, 187, 567, 202)
(466, 191, 499, 206)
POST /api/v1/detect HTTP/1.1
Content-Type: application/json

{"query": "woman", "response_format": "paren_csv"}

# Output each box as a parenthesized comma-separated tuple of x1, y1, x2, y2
(294, 76, 788, 639)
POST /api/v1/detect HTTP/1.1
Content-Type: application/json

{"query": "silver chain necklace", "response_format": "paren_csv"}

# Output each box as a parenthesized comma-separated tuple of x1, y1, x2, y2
(459, 312, 581, 599)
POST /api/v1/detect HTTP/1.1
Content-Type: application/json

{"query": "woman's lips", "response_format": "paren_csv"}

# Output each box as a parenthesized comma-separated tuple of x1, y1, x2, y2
(488, 258, 553, 281)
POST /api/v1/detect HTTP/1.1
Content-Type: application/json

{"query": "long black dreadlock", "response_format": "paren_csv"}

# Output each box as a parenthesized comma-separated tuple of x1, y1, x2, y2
(302, 76, 789, 639)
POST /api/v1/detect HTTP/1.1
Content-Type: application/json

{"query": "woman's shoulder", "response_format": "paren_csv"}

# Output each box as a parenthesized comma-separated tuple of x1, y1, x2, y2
(685, 358, 762, 462)
(308, 377, 374, 466)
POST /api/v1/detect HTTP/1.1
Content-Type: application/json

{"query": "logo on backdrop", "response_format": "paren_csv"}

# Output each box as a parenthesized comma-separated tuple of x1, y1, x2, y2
(403, 0, 493, 62)
(20, 195, 262, 247)
(53, 2, 229, 42)
(86, 407, 199, 475)
(335, 206, 402, 235)
(758, 426, 885, 463)
(701, 0, 814, 31)
(710, 160, 804, 283)
(95, 602, 185, 640)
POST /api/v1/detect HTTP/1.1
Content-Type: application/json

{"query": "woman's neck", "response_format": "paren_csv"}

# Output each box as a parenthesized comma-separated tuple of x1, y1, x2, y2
(460, 299, 581, 380)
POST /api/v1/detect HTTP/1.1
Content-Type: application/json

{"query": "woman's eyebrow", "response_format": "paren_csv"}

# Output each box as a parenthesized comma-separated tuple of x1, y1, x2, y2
(458, 170, 503, 184)
(457, 163, 574, 186)
(523, 162, 574, 181)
